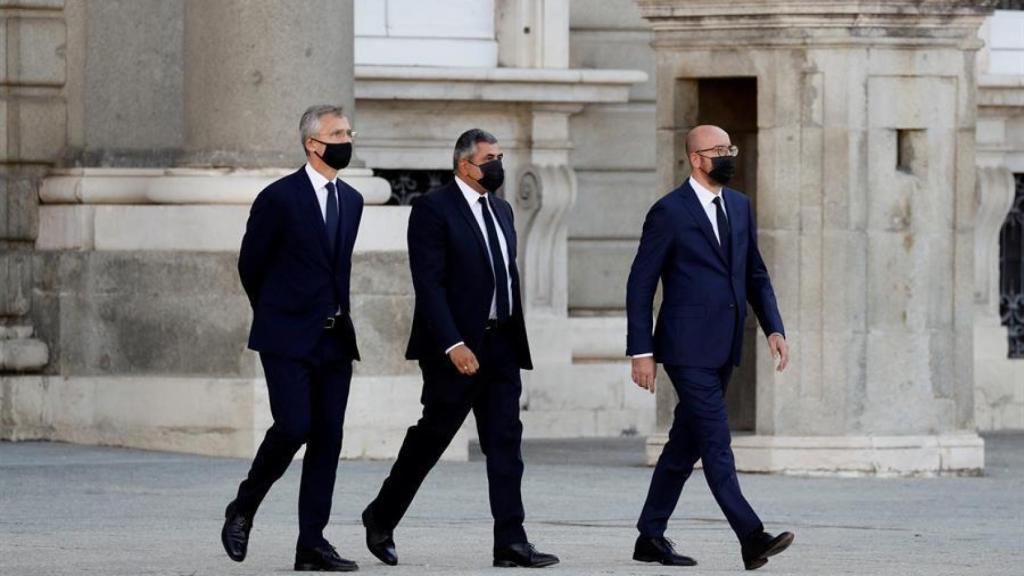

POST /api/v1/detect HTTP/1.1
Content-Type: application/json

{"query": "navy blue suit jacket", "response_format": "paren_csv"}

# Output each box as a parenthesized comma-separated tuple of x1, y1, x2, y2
(404, 181, 532, 370)
(238, 167, 363, 361)
(626, 180, 784, 368)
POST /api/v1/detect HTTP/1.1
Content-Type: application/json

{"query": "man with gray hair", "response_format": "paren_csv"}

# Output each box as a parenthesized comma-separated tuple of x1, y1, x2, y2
(221, 104, 363, 572)
(361, 129, 559, 569)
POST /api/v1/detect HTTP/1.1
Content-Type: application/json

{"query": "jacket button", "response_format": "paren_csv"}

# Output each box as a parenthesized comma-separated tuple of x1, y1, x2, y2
(729, 304, 736, 309)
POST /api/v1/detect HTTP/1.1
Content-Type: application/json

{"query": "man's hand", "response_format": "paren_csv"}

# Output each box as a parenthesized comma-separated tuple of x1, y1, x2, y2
(448, 344, 480, 376)
(768, 333, 789, 372)
(631, 356, 657, 394)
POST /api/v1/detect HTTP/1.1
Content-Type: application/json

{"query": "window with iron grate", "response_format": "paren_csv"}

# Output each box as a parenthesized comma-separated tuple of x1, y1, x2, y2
(373, 169, 454, 206)
(1000, 174, 1024, 359)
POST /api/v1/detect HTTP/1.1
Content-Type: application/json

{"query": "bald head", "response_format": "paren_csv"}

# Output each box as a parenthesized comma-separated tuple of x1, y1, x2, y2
(686, 124, 737, 191)
(685, 125, 730, 155)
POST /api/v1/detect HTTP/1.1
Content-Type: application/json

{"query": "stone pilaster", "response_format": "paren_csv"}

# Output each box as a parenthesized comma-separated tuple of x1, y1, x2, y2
(636, 0, 997, 475)
(0, 1, 61, 374)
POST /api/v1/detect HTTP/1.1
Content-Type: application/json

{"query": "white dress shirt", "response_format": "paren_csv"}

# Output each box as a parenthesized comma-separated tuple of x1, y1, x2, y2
(445, 176, 515, 355)
(689, 176, 727, 243)
(632, 177, 726, 360)
(304, 162, 338, 222)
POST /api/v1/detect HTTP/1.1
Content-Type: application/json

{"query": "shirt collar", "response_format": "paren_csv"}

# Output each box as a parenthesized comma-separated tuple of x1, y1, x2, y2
(455, 175, 487, 207)
(688, 176, 723, 208)
(305, 162, 334, 191)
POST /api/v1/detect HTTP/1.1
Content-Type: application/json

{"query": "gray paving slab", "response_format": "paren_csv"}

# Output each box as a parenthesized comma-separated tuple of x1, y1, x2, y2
(1, 434, 1022, 575)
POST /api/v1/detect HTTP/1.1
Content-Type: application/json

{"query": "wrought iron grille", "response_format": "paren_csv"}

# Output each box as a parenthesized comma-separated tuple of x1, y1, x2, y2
(374, 169, 453, 206)
(1000, 174, 1024, 358)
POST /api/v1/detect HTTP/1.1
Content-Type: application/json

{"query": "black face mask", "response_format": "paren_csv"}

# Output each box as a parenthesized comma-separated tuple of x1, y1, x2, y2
(472, 158, 505, 193)
(707, 156, 736, 186)
(312, 139, 352, 171)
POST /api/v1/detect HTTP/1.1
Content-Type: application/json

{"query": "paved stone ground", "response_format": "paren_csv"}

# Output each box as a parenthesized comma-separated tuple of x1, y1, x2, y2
(1, 434, 1021, 575)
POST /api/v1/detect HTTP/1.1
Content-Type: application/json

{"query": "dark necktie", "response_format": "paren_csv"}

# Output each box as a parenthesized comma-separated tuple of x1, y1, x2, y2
(713, 196, 731, 263)
(325, 181, 339, 256)
(479, 196, 511, 321)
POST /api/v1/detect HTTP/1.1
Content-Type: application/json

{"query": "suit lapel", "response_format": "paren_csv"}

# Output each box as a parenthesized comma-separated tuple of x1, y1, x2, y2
(724, 188, 743, 275)
(295, 170, 332, 267)
(449, 183, 493, 270)
(335, 179, 351, 262)
(679, 181, 728, 267)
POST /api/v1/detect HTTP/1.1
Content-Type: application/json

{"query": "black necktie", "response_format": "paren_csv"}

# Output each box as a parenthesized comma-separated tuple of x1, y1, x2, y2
(713, 196, 731, 263)
(325, 181, 339, 256)
(479, 196, 511, 321)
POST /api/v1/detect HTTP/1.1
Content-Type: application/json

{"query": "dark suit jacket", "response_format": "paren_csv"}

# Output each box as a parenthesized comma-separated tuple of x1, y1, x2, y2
(404, 181, 532, 370)
(238, 167, 363, 361)
(626, 180, 784, 368)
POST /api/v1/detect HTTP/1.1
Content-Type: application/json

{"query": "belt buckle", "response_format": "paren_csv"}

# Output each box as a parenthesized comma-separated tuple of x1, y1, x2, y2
(325, 317, 336, 330)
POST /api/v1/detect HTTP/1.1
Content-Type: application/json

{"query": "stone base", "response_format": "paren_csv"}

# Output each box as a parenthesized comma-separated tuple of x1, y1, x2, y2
(645, 432, 985, 477)
(974, 315, 1024, 431)
(0, 375, 468, 461)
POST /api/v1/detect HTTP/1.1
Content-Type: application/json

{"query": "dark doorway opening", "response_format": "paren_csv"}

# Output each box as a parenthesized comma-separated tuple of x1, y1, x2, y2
(695, 77, 759, 432)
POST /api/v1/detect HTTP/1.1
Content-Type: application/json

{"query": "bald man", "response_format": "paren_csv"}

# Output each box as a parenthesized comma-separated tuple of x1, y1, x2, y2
(626, 125, 794, 570)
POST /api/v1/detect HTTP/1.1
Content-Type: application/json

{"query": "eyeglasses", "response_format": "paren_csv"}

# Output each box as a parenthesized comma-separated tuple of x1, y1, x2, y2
(469, 153, 504, 165)
(694, 145, 739, 158)
(315, 128, 358, 142)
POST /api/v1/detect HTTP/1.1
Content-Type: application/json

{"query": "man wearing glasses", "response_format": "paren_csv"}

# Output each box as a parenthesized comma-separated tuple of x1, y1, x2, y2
(626, 125, 794, 570)
(222, 105, 363, 572)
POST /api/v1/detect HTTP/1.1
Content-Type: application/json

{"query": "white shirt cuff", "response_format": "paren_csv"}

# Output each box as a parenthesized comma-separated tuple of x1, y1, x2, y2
(445, 341, 465, 355)
(631, 353, 654, 358)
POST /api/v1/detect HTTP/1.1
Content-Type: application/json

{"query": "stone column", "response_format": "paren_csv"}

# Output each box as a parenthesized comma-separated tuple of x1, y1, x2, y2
(635, 0, 995, 475)
(183, 0, 353, 168)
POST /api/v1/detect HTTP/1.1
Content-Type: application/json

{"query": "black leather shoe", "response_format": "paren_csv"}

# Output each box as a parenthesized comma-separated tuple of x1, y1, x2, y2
(221, 501, 252, 562)
(294, 542, 359, 572)
(742, 531, 794, 571)
(361, 506, 397, 566)
(633, 535, 698, 566)
(493, 543, 560, 568)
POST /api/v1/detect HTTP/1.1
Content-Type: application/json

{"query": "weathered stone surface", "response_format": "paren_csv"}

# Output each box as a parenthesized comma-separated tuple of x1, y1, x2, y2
(69, 0, 185, 162)
(3, 15, 66, 86)
(0, 172, 39, 242)
(30, 251, 252, 377)
(567, 239, 637, 311)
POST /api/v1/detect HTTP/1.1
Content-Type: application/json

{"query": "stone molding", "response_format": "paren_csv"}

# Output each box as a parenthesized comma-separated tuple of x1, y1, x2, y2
(635, 0, 995, 47)
(39, 167, 392, 206)
(979, 74, 1024, 108)
(355, 65, 647, 103)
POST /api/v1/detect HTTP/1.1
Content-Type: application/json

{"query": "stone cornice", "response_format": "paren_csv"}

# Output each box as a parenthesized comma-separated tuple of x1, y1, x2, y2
(635, 0, 996, 47)
(978, 74, 1024, 109)
(354, 66, 647, 103)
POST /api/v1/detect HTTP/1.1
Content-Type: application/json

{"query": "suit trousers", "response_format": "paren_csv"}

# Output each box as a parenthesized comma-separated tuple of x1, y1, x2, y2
(368, 325, 527, 547)
(233, 328, 353, 548)
(636, 362, 764, 544)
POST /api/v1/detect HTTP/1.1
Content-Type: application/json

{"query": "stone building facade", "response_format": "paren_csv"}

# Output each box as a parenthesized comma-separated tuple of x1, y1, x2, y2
(0, 0, 1020, 476)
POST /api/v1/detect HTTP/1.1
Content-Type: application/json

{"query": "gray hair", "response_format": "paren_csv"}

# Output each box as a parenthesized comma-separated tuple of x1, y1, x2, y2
(299, 104, 345, 153)
(452, 128, 498, 170)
